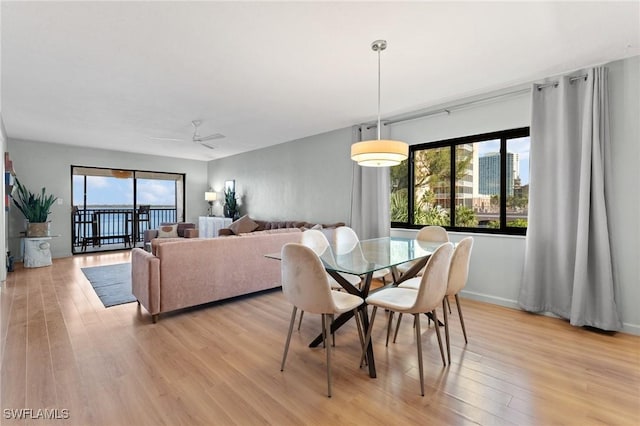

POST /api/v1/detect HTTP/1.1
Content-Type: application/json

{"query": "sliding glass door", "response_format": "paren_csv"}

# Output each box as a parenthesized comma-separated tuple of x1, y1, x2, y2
(71, 166, 185, 253)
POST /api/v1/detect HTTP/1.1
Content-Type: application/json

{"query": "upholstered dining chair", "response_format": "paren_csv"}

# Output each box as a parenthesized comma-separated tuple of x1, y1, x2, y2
(280, 243, 365, 398)
(334, 226, 391, 284)
(296, 230, 363, 330)
(396, 225, 449, 276)
(360, 242, 453, 396)
(395, 237, 474, 364)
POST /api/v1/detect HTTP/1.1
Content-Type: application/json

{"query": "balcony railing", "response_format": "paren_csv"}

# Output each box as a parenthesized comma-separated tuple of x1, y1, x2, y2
(72, 207, 177, 251)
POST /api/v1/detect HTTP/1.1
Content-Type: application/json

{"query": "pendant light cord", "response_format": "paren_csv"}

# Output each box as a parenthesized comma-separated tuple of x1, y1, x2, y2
(376, 47, 381, 140)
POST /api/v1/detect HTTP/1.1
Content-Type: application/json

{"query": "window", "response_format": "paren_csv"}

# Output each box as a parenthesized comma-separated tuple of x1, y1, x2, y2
(391, 127, 530, 235)
(71, 166, 186, 253)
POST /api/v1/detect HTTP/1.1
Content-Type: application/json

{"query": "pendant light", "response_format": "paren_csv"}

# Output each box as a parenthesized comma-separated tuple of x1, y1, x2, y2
(351, 40, 408, 167)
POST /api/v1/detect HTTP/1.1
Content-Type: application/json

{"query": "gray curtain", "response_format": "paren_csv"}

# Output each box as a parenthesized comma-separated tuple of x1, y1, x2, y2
(350, 125, 391, 239)
(519, 67, 622, 331)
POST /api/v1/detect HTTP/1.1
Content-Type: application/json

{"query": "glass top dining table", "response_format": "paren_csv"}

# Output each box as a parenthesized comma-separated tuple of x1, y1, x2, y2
(320, 236, 444, 277)
(267, 236, 447, 378)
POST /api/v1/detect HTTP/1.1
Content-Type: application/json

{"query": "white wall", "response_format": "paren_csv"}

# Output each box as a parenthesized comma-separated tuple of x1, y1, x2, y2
(606, 56, 640, 335)
(207, 56, 639, 334)
(6, 139, 209, 259)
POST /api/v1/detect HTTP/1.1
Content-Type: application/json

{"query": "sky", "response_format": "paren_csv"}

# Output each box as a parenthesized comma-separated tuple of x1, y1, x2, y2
(73, 176, 176, 206)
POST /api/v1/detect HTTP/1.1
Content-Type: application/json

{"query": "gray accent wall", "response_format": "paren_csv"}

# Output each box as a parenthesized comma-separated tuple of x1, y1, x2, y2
(207, 56, 639, 334)
(5, 139, 209, 259)
(207, 127, 355, 224)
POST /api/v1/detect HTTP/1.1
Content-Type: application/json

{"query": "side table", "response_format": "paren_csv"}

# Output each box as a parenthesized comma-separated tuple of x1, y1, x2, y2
(198, 216, 233, 238)
(22, 236, 56, 268)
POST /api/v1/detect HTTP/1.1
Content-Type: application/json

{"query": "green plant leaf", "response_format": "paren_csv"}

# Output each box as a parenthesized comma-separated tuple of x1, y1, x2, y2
(10, 177, 58, 222)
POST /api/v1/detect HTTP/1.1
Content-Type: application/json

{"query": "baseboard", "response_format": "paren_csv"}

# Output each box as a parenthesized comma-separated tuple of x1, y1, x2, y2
(621, 322, 640, 336)
(459, 289, 520, 309)
(460, 290, 640, 336)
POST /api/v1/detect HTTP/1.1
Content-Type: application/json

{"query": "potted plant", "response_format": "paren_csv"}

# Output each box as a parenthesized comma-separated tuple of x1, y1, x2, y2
(223, 188, 238, 219)
(10, 177, 58, 237)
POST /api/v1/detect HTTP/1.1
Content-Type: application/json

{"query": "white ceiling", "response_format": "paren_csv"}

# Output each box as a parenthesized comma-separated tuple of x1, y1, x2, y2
(2, 1, 639, 161)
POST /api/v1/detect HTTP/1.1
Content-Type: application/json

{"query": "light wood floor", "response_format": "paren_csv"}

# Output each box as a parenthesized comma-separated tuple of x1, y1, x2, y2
(1, 252, 639, 425)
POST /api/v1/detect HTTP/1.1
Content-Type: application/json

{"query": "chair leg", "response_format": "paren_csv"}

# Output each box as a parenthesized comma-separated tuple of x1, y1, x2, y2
(414, 313, 425, 396)
(455, 294, 468, 344)
(442, 298, 451, 365)
(393, 312, 403, 343)
(281, 306, 298, 371)
(332, 314, 336, 347)
(385, 311, 395, 347)
(297, 310, 305, 331)
(432, 309, 446, 366)
(321, 315, 326, 348)
(445, 295, 452, 314)
(360, 306, 378, 367)
(323, 313, 332, 398)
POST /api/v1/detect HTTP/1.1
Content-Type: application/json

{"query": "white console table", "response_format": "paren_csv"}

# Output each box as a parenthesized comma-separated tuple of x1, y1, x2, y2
(198, 216, 232, 238)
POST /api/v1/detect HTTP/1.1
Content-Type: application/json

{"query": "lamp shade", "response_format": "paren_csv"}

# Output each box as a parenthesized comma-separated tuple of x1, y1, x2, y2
(205, 192, 217, 202)
(350, 139, 408, 167)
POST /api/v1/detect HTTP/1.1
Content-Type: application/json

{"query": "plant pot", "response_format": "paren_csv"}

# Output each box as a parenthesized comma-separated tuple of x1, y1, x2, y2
(224, 205, 235, 218)
(27, 222, 50, 237)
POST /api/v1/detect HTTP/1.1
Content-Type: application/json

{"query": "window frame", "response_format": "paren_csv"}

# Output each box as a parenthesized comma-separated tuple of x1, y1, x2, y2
(391, 127, 530, 236)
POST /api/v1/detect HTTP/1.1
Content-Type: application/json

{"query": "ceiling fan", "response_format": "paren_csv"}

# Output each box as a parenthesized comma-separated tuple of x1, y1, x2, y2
(150, 120, 224, 150)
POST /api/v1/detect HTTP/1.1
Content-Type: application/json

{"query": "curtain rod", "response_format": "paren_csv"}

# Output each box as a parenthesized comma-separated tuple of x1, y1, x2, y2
(366, 86, 531, 129)
(365, 72, 589, 129)
(536, 73, 588, 90)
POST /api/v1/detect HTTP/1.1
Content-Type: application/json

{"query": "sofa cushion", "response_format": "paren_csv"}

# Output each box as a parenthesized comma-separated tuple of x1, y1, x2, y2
(229, 215, 259, 235)
(158, 224, 179, 238)
(257, 220, 306, 231)
(241, 228, 302, 236)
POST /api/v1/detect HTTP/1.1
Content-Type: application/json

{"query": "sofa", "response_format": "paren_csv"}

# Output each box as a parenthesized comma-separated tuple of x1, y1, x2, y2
(143, 222, 198, 246)
(131, 228, 303, 322)
(218, 216, 345, 237)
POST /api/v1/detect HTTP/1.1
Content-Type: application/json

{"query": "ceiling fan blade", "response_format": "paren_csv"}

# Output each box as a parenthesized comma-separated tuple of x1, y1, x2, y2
(194, 133, 225, 142)
(199, 142, 216, 150)
(149, 136, 186, 142)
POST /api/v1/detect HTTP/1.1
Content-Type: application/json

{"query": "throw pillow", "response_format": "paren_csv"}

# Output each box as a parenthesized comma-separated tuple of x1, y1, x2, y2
(228, 215, 259, 235)
(157, 224, 179, 238)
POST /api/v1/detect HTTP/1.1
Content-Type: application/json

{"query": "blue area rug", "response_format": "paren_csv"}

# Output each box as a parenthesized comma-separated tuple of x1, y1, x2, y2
(81, 263, 136, 308)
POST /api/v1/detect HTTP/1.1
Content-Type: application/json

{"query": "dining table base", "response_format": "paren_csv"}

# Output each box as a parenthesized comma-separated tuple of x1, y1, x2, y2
(308, 272, 378, 378)
(309, 305, 377, 378)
